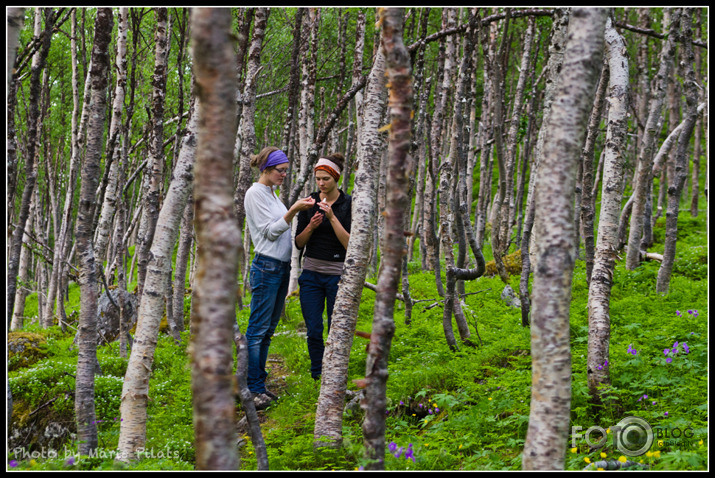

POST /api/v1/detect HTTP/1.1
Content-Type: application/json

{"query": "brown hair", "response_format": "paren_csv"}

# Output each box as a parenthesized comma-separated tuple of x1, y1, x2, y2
(250, 146, 279, 171)
(324, 152, 345, 170)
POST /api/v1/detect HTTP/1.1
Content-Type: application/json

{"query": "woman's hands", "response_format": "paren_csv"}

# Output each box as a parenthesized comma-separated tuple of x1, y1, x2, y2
(317, 198, 335, 221)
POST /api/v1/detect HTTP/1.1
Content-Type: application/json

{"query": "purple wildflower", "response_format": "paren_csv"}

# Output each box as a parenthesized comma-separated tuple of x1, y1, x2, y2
(666, 357, 672, 364)
(665, 412, 669, 417)
(9, 460, 18, 468)
(664, 349, 670, 356)
(682, 343, 690, 354)
(676, 310, 682, 317)
(388, 442, 398, 453)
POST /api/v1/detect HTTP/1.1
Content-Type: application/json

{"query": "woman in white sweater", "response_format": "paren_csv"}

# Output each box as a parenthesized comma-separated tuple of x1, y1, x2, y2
(244, 147, 314, 408)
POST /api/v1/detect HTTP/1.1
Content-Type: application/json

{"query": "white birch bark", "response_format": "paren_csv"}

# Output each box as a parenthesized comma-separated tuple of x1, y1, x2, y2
(522, 8, 607, 470)
(93, 7, 129, 266)
(625, 9, 680, 269)
(189, 8, 241, 469)
(117, 98, 199, 463)
(313, 41, 387, 450)
(75, 7, 113, 456)
(586, 17, 628, 402)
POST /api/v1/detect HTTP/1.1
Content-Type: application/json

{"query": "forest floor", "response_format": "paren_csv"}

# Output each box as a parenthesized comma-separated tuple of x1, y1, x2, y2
(7, 205, 709, 471)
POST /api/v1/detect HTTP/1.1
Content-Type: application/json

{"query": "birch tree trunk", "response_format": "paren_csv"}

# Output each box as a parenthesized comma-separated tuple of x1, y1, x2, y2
(135, 8, 169, 299)
(92, 7, 129, 267)
(441, 9, 478, 350)
(519, 8, 569, 327)
(7, 8, 55, 324)
(522, 8, 607, 470)
(580, 61, 608, 284)
(587, 16, 628, 403)
(313, 38, 386, 451)
(234, 7, 268, 295)
(75, 7, 113, 456)
(189, 7, 241, 470)
(625, 9, 680, 270)
(656, 8, 698, 294)
(362, 9, 412, 468)
(117, 94, 199, 463)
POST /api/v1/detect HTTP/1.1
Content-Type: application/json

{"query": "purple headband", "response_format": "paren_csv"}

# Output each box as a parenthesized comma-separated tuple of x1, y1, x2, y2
(260, 149, 289, 172)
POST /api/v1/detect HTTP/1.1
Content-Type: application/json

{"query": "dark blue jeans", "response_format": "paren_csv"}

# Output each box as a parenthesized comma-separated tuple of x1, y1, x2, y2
(298, 269, 341, 379)
(246, 254, 290, 394)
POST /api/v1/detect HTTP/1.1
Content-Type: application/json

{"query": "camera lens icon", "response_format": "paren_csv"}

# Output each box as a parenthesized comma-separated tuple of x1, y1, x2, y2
(614, 417, 653, 456)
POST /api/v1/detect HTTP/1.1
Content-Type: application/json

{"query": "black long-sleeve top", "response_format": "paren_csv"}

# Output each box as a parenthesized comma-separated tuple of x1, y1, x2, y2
(295, 190, 352, 262)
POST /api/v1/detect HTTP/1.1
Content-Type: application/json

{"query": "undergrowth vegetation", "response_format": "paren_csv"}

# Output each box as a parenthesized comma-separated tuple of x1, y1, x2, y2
(8, 207, 708, 471)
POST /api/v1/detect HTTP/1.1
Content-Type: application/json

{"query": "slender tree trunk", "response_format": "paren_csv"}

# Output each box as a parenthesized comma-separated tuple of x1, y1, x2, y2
(7, 8, 55, 324)
(522, 8, 607, 470)
(135, 8, 169, 299)
(580, 61, 609, 283)
(519, 8, 569, 327)
(234, 7, 269, 295)
(313, 38, 386, 451)
(625, 9, 680, 270)
(362, 9, 412, 468)
(117, 94, 198, 461)
(93, 8, 129, 267)
(656, 9, 698, 294)
(587, 16, 628, 403)
(441, 10, 478, 350)
(75, 7, 113, 457)
(189, 7, 241, 470)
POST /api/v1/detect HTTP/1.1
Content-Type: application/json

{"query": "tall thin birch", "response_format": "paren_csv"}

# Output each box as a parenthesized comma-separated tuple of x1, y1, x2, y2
(362, 8, 412, 468)
(522, 8, 607, 470)
(587, 16, 628, 403)
(625, 9, 680, 270)
(75, 7, 113, 456)
(313, 37, 387, 451)
(117, 95, 199, 463)
(656, 8, 698, 294)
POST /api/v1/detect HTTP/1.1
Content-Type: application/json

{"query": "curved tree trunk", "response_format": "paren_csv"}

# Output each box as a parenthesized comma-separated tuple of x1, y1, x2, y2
(522, 8, 607, 470)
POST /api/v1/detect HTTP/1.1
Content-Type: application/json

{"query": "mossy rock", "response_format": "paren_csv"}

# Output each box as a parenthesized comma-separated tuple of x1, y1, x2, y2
(485, 249, 522, 277)
(8, 332, 48, 372)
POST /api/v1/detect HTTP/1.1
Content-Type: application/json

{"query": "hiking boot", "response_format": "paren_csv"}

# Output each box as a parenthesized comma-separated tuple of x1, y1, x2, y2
(251, 392, 274, 411)
(264, 389, 279, 401)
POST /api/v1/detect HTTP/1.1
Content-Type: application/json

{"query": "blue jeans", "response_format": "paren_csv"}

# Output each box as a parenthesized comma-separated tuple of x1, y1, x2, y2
(298, 269, 341, 379)
(246, 254, 290, 394)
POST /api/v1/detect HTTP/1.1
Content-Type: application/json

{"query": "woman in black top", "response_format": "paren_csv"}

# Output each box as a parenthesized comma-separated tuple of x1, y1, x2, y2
(295, 153, 351, 379)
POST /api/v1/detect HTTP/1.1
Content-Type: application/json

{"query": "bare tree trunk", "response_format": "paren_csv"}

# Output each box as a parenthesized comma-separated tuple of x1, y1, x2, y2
(519, 8, 569, 328)
(313, 38, 386, 451)
(7, 8, 55, 324)
(656, 8, 698, 294)
(93, 7, 129, 267)
(135, 8, 169, 299)
(117, 91, 198, 460)
(580, 61, 609, 283)
(587, 16, 628, 404)
(625, 9, 680, 270)
(190, 7, 241, 470)
(172, 196, 193, 334)
(689, 9, 704, 218)
(522, 8, 606, 470)
(75, 7, 113, 457)
(234, 7, 269, 296)
(362, 9, 412, 468)
(441, 10, 478, 350)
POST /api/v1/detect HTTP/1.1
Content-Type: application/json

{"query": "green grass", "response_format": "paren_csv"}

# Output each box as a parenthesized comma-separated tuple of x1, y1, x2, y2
(8, 203, 708, 471)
